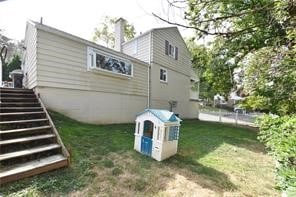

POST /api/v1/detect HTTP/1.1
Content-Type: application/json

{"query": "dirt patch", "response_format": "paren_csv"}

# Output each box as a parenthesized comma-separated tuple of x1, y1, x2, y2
(68, 152, 238, 196)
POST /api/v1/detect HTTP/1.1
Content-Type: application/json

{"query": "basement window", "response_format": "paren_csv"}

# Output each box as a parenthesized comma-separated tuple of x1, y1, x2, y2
(87, 47, 133, 77)
(160, 68, 167, 82)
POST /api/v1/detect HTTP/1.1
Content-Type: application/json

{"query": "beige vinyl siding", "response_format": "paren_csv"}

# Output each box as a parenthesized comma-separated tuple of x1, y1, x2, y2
(150, 62, 198, 118)
(36, 87, 147, 124)
(36, 29, 148, 97)
(151, 62, 190, 101)
(23, 22, 38, 89)
(122, 33, 150, 63)
(151, 28, 191, 76)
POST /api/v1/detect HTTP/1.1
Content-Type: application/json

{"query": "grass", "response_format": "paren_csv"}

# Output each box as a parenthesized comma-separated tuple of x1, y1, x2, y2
(0, 111, 279, 196)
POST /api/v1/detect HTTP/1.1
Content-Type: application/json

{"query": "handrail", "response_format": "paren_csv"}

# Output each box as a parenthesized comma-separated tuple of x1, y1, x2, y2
(35, 90, 70, 164)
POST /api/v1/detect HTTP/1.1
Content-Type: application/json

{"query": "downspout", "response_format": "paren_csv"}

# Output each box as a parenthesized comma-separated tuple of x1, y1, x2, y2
(147, 64, 151, 108)
(148, 31, 152, 109)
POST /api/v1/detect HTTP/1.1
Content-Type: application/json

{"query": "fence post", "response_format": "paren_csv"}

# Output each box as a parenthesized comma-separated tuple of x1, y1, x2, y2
(235, 111, 238, 126)
(219, 108, 222, 122)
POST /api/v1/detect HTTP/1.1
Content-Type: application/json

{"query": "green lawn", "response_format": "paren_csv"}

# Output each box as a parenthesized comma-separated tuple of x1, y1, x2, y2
(1, 112, 279, 196)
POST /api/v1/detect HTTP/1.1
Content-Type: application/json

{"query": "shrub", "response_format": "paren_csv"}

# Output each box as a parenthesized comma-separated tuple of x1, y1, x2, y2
(257, 115, 296, 193)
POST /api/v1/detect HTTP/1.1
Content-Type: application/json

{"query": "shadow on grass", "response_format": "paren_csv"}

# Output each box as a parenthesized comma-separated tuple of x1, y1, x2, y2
(180, 119, 265, 158)
(165, 154, 237, 192)
(0, 112, 265, 195)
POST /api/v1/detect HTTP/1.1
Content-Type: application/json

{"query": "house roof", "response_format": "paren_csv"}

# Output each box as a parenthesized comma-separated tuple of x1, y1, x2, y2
(137, 109, 182, 123)
(26, 20, 149, 67)
(122, 26, 178, 46)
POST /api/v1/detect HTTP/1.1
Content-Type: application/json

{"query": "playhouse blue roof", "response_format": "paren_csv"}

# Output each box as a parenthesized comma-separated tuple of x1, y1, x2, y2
(137, 109, 182, 123)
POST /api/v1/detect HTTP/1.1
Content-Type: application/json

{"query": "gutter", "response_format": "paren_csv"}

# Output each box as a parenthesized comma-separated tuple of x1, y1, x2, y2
(148, 31, 152, 109)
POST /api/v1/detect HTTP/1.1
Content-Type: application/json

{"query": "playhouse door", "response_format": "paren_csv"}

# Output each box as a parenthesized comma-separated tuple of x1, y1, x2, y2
(141, 136, 152, 156)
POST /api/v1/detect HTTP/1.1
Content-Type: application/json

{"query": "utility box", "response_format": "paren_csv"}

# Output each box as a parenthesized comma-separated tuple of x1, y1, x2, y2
(9, 69, 23, 88)
(134, 109, 182, 161)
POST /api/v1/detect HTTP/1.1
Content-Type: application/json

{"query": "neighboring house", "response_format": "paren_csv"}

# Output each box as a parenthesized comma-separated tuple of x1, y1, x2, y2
(22, 18, 199, 124)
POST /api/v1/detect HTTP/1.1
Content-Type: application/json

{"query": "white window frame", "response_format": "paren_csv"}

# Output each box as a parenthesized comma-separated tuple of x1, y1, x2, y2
(160, 67, 168, 83)
(87, 46, 133, 78)
(168, 44, 175, 58)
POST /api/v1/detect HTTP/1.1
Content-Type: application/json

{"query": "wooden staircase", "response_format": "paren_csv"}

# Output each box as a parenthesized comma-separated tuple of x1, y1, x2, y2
(0, 88, 70, 185)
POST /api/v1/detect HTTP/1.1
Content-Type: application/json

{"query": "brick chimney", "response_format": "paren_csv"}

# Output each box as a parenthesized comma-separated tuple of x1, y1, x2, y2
(114, 18, 126, 52)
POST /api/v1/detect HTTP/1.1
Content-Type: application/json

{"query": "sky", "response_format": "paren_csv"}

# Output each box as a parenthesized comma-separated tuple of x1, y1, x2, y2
(0, 0, 195, 42)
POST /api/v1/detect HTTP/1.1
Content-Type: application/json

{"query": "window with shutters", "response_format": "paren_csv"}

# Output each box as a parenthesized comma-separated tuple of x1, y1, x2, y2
(165, 40, 178, 60)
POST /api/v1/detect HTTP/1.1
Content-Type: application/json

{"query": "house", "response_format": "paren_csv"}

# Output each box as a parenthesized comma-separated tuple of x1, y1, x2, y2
(22, 18, 199, 124)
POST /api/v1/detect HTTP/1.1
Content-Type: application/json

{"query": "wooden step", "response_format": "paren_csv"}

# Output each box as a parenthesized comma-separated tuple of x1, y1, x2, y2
(0, 102, 40, 107)
(0, 107, 43, 112)
(0, 93, 35, 98)
(0, 134, 56, 145)
(0, 125, 51, 135)
(0, 154, 68, 184)
(0, 97, 38, 102)
(0, 111, 45, 116)
(0, 118, 48, 125)
(0, 88, 33, 93)
(0, 144, 61, 161)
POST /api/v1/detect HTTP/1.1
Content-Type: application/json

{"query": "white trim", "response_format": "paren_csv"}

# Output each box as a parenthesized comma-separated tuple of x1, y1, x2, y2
(87, 46, 133, 79)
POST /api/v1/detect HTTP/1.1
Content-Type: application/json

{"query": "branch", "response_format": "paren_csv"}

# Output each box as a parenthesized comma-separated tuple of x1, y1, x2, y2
(152, 13, 257, 37)
(153, 13, 229, 36)
(186, 2, 275, 24)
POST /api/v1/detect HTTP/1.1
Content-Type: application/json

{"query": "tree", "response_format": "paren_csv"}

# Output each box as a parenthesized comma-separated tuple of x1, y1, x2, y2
(92, 16, 136, 48)
(186, 39, 215, 99)
(242, 45, 296, 115)
(2, 54, 21, 81)
(155, 1, 296, 192)
(155, 0, 295, 113)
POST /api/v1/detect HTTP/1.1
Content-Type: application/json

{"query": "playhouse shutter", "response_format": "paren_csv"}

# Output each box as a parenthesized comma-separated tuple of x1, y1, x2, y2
(165, 40, 169, 55)
(175, 47, 178, 60)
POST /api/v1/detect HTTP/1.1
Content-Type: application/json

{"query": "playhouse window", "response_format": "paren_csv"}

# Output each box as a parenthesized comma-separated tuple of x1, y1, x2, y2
(169, 126, 179, 141)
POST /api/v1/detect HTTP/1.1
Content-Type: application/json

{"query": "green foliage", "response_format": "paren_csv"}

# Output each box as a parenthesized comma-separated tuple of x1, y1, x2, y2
(92, 16, 136, 48)
(243, 46, 296, 115)
(186, 39, 231, 98)
(257, 115, 296, 191)
(182, 0, 296, 111)
(2, 54, 21, 81)
(240, 95, 269, 112)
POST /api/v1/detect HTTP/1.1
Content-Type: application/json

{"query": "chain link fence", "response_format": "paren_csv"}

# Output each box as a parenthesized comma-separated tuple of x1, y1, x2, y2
(198, 107, 261, 127)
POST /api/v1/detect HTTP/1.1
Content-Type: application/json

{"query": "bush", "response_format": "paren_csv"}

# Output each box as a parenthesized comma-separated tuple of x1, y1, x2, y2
(257, 115, 296, 193)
